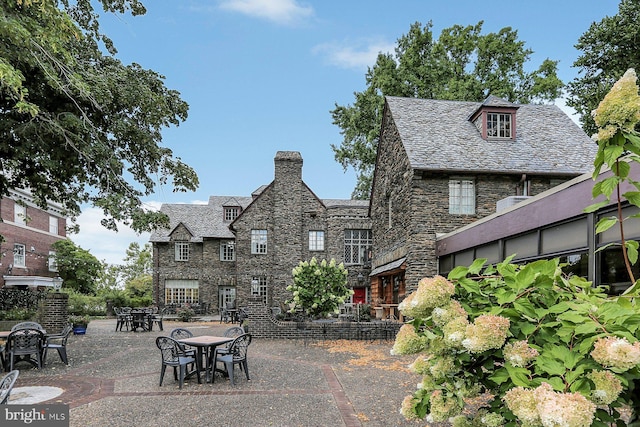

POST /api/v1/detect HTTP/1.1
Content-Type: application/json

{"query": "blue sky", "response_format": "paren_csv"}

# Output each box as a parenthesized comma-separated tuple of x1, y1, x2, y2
(73, 0, 620, 264)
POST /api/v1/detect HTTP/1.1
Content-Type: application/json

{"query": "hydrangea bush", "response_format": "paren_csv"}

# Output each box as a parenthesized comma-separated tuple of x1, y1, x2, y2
(394, 257, 640, 427)
(285, 257, 352, 318)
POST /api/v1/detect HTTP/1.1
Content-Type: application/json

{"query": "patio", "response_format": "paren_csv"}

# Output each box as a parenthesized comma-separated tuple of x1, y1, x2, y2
(7, 318, 420, 427)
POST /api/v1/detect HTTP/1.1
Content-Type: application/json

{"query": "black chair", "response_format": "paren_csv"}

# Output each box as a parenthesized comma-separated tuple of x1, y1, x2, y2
(151, 308, 166, 331)
(114, 307, 131, 331)
(11, 321, 44, 331)
(6, 328, 45, 370)
(43, 324, 73, 366)
(169, 328, 196, 358)
(0, 370, 19, 404)
(211, 333, 252, 385)
(155, 337, 199, 389)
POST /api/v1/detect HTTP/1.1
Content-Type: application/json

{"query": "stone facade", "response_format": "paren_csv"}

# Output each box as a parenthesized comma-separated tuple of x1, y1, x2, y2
(369, 96, 598, 298)
(151, 152, 371, 313)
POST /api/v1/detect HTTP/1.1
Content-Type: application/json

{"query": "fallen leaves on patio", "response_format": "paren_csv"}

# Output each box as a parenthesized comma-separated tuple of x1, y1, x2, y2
(316, 339, 411, 372)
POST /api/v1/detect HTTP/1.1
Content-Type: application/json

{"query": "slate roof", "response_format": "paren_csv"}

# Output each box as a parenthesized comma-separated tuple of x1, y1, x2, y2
(150, 193, 366, 242)
(385, 96, 597, 175)
(149, 196, 254, 242)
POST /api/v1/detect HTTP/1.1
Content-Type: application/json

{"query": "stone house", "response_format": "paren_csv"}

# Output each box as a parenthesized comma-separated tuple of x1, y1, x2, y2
(150, 151, 371, 312)
(0, 187, 67, 289)
(368, 95, 598, 315)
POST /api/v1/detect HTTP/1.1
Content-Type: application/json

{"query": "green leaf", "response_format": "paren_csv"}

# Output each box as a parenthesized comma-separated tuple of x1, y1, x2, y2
(603, 145, 624, 167)
(623, 191, 640, 206)
(514, 299, 538, 319)
(505, 364, 531, 387)
(612, 160, 631, 178)
(535, 355, 566, 377)
(488, 367, 510, 385)
(595, 216, 618, 234)
(557, 312, 587, 323)
(515, 264, 535, 290)
(468, 258, 487, 275)
(448, 266, 469, 280)
(545, 376, 566, 391)
(574, 322, 598, 335)
(496, 289, 517, 304)
(519, 322, 538, 336)
(458, 278, 481, 294)
(599, 176, 620, 199)
(625, 240, 639, 264)
(584, 200, 609, 213)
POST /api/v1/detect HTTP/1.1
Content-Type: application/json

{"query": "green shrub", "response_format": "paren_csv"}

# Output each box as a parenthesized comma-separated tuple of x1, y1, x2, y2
(176, 305, 195, 322)
(0, 308, 37, 321)
(395, 257, 640, 426)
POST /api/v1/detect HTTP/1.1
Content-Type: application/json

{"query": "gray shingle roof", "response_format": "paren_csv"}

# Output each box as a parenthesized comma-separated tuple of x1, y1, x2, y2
(149, 196, 254, 242)
(386, 96, 597, 175)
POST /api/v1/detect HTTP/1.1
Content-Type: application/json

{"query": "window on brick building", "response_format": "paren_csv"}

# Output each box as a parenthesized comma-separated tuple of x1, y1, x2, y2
(251, 229, 267, 254)
(175, 242, 190, 261)
(13, 243, 26, 267)
(49, 215, 59, 234)
(308, 231, 325, 251)
(344, 230, 372, 265)
(49, 251, 58, 272)
(14, 203, 27, 226)
(486, 112, 512, 138)
(220, 241, 235, 261)
(449, 179, 475, 215)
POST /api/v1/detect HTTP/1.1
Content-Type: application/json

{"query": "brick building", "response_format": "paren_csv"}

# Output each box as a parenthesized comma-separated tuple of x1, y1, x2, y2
(0, 188, 67, 288)
(150, 151, 371, 312)
(368, 95, 598, 315)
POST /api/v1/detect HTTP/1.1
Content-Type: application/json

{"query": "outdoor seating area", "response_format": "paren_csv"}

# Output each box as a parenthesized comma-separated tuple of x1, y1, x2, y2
(0, 321, 72, 373)
(0, 318, 418, 426)
(113, 307, 161, 332)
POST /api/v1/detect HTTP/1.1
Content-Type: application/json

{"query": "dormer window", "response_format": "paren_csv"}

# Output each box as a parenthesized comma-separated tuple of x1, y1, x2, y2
(223, 206, 241, 222)
(469, 95, 518, 141)
(486, 112, 512, 138)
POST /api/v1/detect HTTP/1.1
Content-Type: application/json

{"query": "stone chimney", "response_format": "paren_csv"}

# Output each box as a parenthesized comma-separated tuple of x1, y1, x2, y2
(274, 151, 303, 183)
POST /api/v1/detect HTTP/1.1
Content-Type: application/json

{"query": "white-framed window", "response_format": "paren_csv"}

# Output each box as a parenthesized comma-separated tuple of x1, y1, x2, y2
(449, 179, 476, 215)
(49, 215, 59, 234)
(251, 229, 267, 254)
(486, 112, 512, 138)
(175, 242, 190, 261)
(308, 231, 325, 251)
(48, 251, 58, 272)
(220, 241, 235, 261)
(251, 276, 268, 304)
(224, 206, 240, 222)
(165, 279, 199, 304)
(13, 243, 26, 267)
(344, 230, 372, 265)
(14, 203, 27, 226)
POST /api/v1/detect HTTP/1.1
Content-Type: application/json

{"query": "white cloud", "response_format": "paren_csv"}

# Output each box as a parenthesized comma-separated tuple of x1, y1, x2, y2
(218, 0, 314, 26)
(313, 39, 396, 70)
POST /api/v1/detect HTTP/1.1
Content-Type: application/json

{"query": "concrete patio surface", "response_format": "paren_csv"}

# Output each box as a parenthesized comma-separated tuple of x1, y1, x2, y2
(6, 319, 421, 427)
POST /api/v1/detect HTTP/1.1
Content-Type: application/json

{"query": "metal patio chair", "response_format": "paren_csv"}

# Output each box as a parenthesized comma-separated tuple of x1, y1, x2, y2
(0, 370, 19, 404)
(156, 337, 199, 389)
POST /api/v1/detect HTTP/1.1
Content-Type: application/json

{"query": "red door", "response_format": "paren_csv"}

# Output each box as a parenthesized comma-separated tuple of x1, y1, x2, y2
(353, 288, 366, 304)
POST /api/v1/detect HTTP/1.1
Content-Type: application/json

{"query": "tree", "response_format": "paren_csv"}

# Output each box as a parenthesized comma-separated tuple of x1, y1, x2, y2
(120, 242, 152, 305)
(331, 21, 563, 198)
(52, 239, 103, 294)
(0, 0, 198, 233)
(566, 0, 640, 137)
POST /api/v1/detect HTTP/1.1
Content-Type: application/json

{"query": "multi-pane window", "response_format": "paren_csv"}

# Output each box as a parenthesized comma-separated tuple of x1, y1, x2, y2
(251, 276, 268, 304)
(48, 251, 58, 272)
(49, 215, 58, 234)
(220, 241, 235, 261)
(449, 179, 476, 214)
(175, 242, 190, 261)
(344, 230, 372, 265)
(13, 244, 25, 267)
(486, 113, 512, 138)
(224, 206, 240, 222)
(308, 231, 325, 251)
(251, 229, 267, 254)
(165, 279, 199, 304)
(14, 204, 26, 225)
